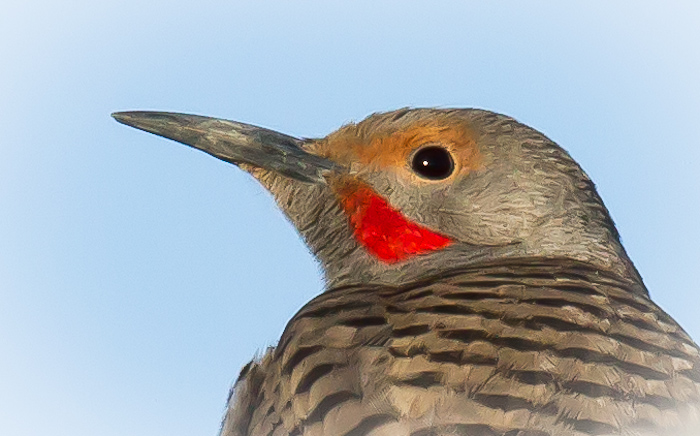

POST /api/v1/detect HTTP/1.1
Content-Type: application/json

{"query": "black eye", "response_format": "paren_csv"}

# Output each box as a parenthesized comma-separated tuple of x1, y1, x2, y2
(411, 146, 454, 180)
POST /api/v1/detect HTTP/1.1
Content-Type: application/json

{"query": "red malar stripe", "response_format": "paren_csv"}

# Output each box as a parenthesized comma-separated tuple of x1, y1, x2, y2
(339, 185, 452, 263)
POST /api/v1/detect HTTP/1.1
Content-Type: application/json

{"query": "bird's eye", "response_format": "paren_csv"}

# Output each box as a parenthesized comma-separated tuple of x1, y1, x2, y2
(411, 146, 455, 180)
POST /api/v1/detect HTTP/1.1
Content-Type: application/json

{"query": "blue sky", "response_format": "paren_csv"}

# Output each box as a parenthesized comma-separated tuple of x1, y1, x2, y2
(1, 2, 698, 435)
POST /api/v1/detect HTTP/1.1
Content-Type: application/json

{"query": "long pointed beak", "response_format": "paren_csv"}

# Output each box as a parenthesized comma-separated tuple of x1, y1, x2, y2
(112, 111, 338, 184)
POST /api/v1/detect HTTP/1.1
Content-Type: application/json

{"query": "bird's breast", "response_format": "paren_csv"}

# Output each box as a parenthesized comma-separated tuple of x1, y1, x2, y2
(230, 260, 700, 436)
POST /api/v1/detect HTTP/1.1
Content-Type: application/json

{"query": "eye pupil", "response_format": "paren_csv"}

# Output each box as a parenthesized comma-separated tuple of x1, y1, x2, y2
(411, 146, 454, 180)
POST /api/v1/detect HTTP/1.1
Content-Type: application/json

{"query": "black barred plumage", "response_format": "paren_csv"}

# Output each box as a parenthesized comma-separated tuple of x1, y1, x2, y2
(222, 260, 700, 436)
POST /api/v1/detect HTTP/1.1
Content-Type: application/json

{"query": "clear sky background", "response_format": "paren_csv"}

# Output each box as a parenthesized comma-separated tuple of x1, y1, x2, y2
(1, 2, 698, 435)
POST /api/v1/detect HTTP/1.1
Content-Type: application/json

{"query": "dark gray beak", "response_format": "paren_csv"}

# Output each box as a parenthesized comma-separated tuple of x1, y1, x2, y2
(112, 111, 338, 184)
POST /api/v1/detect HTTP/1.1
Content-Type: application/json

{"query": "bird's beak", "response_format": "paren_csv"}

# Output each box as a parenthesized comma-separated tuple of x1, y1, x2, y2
(112, 111, 338, 184)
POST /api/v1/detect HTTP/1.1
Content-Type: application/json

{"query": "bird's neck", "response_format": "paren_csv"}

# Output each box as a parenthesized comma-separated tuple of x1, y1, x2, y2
(322, 240, 647, 298)
(254, 166, 645, 295)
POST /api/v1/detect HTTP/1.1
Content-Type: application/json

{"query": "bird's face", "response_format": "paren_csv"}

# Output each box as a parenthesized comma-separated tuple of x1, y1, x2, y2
(303, 110, 544, 258)
(305, 112, 482, 263)
(114, 108, 640, 289)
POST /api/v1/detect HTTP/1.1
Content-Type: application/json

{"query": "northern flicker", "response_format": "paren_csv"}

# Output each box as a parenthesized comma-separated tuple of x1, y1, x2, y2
(113, 108, 700, 436)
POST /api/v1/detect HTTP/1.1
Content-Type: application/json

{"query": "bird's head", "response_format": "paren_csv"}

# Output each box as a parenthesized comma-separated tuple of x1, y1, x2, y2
(113, 108, 643, 291)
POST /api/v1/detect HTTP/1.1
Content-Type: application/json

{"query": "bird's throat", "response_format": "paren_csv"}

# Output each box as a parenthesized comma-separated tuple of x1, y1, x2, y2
(337, 182, 452, 263)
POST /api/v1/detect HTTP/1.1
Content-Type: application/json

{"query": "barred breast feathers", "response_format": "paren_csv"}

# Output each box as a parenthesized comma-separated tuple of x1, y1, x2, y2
(222, 259, 700, 436)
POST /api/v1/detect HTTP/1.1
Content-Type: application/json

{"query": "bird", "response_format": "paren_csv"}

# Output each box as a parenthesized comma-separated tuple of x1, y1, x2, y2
(113, 108, 700, 436)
